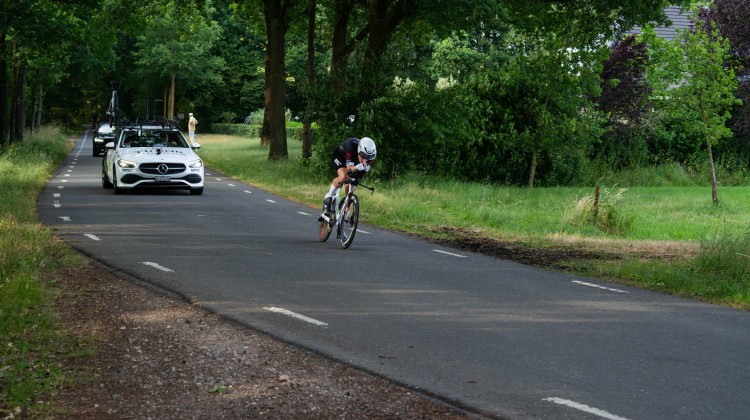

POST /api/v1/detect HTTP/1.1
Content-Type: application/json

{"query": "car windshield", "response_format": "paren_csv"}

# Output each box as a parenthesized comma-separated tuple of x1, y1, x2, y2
(119, 130, 189, 148)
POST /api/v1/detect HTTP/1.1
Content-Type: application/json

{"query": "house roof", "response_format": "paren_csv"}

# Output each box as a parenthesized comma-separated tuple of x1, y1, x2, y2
(625, 6, 692, 41)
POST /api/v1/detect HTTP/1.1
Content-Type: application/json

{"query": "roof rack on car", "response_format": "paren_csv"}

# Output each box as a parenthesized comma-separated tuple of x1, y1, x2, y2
(115, 115, 183, 130)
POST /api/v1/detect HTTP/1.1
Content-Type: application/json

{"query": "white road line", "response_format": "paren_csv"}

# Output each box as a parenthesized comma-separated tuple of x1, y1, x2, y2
(59, 216, 71, 222)
(358, 229, 371, 234)
(53, 193, 61, 198)
(433, 249, 467, 258)
(264, 307, 328, 327)
(572, 280, 629, 294)
(297, 211, 310, 216)
(227, 183, 235, 187)
(53, 201, 61, 208)
(543, 398, 630, 420)
(266, 199, 276, 204)
(215, 178, 223, 181)
(83, 234, 101, 241)
(141, 262, 174, 272)
(244, 190, 253, 194)
(57, 186, 65, 189)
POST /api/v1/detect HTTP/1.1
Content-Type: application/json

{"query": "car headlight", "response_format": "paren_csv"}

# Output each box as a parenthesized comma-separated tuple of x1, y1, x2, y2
(94, 137, 104, 143)
(188, 159, 203, 168)
(117, 159, 137, 168)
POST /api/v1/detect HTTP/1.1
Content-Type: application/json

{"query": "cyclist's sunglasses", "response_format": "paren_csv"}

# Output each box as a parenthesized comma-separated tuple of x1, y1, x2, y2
(358, 152, 374, 163)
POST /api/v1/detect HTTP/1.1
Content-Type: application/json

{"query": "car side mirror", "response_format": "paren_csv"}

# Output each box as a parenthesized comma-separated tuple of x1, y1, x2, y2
(192, 143, 200, 150)
(105, 142, 115, 149)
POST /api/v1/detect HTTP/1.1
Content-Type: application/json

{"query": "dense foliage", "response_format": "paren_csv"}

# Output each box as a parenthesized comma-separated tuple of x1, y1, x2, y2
(1, 0, 748, 188)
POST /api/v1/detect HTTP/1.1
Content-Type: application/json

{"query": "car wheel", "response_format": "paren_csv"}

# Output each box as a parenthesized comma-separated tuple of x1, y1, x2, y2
(190, 187, 204, 195)
(113, 166, 125, 194)
(102, 169, 113, 189)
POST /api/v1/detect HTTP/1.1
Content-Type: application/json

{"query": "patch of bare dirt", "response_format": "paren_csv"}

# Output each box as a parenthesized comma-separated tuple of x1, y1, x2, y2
(46, 262, 480, 419)
(432, 227, 698, 269)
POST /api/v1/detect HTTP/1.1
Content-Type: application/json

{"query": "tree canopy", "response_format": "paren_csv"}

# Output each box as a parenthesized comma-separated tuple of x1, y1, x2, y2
(1, 0, 747, 189)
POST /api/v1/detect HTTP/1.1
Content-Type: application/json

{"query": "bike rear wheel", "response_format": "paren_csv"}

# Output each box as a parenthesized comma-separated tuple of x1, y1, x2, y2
(339, 194, 359, 249)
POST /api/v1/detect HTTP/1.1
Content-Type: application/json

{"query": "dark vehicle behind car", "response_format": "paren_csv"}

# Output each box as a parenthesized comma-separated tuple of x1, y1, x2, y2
(93, 123, 117, 157)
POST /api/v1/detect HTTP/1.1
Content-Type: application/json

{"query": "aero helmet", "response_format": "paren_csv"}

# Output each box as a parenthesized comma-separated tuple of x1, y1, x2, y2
(358, 137, 377, 160)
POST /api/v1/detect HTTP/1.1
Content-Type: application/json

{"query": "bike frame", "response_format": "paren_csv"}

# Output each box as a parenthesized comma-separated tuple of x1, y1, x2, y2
(318, 176, 374, 248)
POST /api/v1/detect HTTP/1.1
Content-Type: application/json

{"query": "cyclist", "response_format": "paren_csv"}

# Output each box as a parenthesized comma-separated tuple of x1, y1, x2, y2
(321, 137, 376, 217)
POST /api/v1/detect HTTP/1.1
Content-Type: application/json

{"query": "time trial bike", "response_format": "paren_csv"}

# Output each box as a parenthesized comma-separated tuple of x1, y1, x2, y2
(318, 173, 374, 249)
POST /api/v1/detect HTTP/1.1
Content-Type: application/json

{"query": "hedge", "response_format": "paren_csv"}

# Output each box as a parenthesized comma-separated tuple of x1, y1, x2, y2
(211, 123, 316, 142)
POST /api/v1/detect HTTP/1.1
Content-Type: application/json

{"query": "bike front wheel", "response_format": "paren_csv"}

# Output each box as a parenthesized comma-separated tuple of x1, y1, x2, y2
(339, 194, 359, 249)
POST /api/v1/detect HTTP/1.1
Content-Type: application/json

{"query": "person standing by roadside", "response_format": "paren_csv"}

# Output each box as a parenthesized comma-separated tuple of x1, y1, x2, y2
(188, 112, 198, 144)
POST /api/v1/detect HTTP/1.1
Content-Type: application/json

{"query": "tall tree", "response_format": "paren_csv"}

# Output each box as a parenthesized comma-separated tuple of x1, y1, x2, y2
(593, 34, 652, 167)
(260, 0, 300, 159)
(701, 0, 750, 140)
(501, 32, 604, 187)
(302, 0, 316, 159)
(642, 16, 741, 205)
(134, 0, 224, 120)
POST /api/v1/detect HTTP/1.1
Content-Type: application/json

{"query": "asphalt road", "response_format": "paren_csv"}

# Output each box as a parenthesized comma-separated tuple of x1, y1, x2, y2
(38, 133, 750, 419)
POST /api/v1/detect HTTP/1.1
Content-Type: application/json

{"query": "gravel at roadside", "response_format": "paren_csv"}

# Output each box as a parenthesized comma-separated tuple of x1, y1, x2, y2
(48, 261, 482, 419)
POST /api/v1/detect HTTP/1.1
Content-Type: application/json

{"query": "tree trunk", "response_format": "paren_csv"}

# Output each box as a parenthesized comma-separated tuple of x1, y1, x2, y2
(168, 73, 176, 120)
(707, 141, 719, 205)
(163, 84, 168, 118)
(330, 2, 353, 94)
(528, 148, 538, 188)
(263, 0, 289, 160)
(0, 18, 7, 147)
(13, 63, 25, 142)
(301, 0, 315, 160)
(31, 82, 44, 131)
(361, 0, 406, 98)
(9, 43, 16, 143)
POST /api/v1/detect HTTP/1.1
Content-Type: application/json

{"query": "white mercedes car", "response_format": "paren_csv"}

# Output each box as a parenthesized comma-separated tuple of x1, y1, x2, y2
(102, 125, 204, 195)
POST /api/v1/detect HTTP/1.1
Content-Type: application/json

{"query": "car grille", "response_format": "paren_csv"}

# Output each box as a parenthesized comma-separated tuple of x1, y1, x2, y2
(120, 174, 203, 184)
(139, 162, 187, 175)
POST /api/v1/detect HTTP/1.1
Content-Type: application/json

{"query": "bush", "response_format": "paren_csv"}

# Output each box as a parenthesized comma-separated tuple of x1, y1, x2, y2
(565, 186, 634, 234)
(355, 77, 481, 180)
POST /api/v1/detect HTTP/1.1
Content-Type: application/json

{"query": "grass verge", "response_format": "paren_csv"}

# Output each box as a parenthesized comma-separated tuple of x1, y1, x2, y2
(0, 127, 84, 416)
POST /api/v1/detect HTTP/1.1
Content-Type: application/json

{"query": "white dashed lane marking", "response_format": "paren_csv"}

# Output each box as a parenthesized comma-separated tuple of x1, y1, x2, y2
(433, 249, 467, 258)
(572, 280, 629, 294)
(84, 234, 101, 241)
(264, 307, 328, 327)
(543, 398, 630, 420)
(141, 262, 174, 273)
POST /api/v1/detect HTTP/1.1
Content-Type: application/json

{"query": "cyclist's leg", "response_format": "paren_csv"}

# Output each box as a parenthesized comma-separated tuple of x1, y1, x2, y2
(322, 155, 347, 214)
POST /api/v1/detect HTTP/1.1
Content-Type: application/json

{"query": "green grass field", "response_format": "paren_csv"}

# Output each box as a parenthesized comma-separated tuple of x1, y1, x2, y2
(197, 134, 750, 242)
